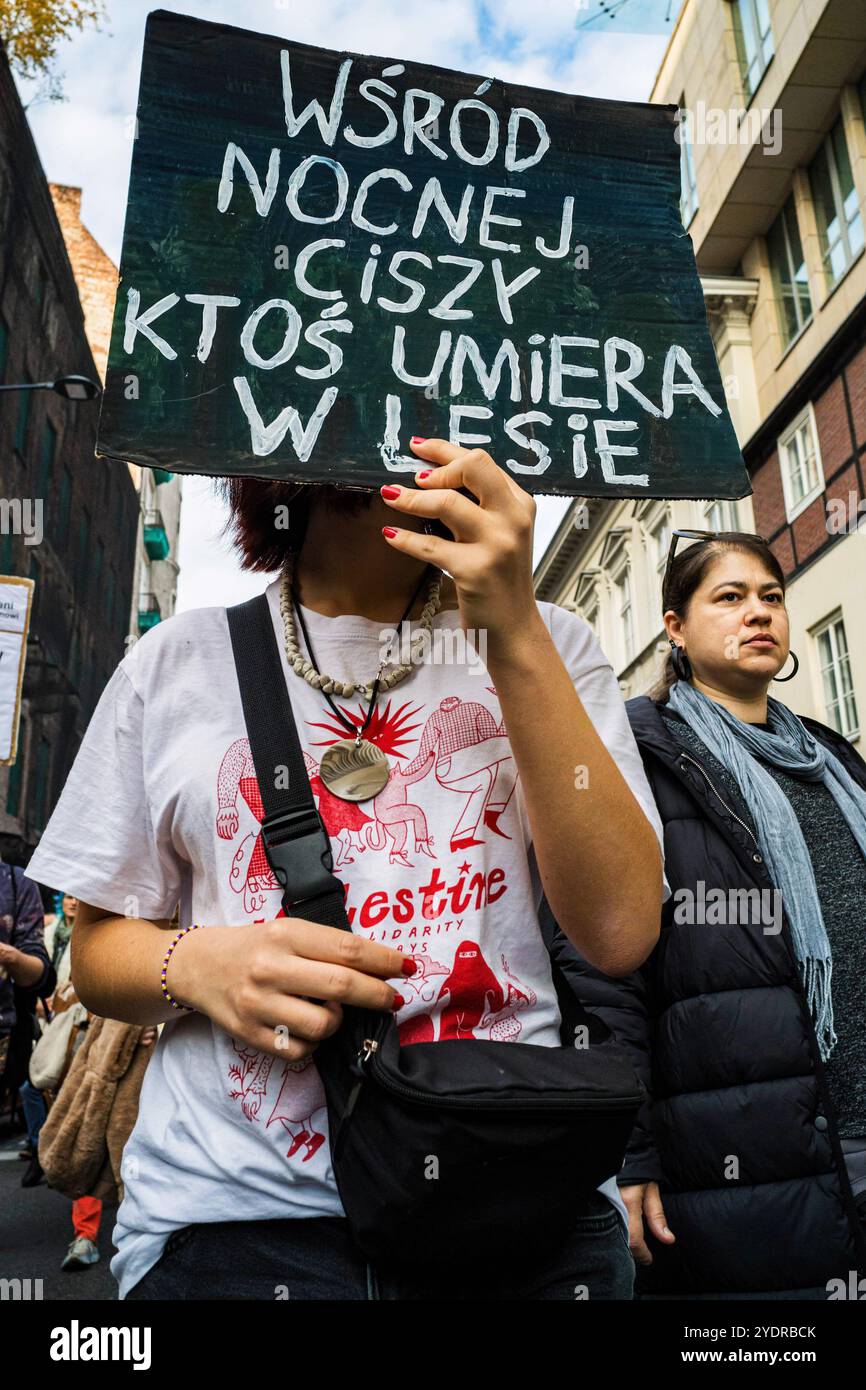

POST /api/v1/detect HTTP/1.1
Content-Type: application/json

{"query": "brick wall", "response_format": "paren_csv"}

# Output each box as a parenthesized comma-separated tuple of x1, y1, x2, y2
(748, 350, 865, 578)
(49, 183, 118, 384)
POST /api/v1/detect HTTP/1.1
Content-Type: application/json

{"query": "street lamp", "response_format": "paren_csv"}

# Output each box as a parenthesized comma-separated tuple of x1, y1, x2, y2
(0, 373, 101, 400)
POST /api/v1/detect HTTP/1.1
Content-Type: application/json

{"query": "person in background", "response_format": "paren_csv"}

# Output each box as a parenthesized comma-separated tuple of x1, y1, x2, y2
(0, 856, 53, 1188)
(60, 1023, 158, 1273)
(616, 531, 864, 1297)
(18, 893, 79, 1184)
(45, 893, 77, 984)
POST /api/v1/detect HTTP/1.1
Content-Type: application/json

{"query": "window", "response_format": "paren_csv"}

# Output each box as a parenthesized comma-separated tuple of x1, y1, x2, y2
(778, 406, 824, 521)
(28, 554, 39, 624)
(815, 616, 859, 739)
(31, 735, 51, 831)
(38, 419, 57, 497)
(614, 565, 635, 665)
(69, 625, 80, 687)
(649, 511, 671, 616)
(93, 537, 104, 600)
(767, 195, 812, 345)
(13, 381, 31, 458)
(678, 97, 698, 227)
(57, 467, 72, 536)
(732, 0, 774, 101)
(106, 567, 116, 627)
(704, 499, 741, 531)
(78, 508, 91, 587)
(33, 260, 47, 313)
(6, 721, 25, 816)
(809, 117, 865, 288)
(0, 526, 14, 573)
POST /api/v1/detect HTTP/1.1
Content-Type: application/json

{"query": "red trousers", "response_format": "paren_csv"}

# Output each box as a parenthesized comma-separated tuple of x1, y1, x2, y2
(72, 1196, 102, 1243)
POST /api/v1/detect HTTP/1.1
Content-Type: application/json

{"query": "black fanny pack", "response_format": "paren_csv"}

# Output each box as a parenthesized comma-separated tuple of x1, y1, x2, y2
(227, 594, 644, 1268)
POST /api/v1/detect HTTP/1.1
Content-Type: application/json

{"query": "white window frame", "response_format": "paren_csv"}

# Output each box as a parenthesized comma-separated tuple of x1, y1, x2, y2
(613, 561, 635, 667)
(733, 0, 774, 101)
(766, 194, 813, 346)
(810, 117, 865, 289)
(814, 613, 859, 740)
(648, 509, 672, 621)
(678, 98, 699, 229)
(777, 403, 825, 523)
(703, 498, 740, 532)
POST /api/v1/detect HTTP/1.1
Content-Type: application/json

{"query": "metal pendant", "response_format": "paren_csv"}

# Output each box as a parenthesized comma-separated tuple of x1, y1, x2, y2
(318, 738, 390, 802)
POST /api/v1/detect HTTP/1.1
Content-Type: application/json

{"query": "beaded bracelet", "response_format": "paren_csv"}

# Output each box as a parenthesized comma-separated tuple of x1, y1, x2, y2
(160, 923, 203, 1012)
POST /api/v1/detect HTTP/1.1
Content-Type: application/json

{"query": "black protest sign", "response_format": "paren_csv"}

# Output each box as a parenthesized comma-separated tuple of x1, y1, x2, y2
(97, 9, 749, 501)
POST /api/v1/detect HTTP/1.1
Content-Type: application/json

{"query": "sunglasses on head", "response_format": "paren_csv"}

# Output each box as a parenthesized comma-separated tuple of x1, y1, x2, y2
(661, 528, 770, 610)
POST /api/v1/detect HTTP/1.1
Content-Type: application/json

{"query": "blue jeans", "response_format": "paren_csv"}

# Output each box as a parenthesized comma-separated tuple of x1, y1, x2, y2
(18, 1080, 47, 1149)
(125, 1192, 634, 1301)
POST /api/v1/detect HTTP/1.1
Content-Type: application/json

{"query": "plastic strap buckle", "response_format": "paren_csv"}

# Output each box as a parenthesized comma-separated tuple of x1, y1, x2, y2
(259, 804, 338, 907)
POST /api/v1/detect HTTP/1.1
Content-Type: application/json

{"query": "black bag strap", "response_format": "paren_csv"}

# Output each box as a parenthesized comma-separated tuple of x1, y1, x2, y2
(226, 593, 348, 932)
(226, 592, 606, 1043)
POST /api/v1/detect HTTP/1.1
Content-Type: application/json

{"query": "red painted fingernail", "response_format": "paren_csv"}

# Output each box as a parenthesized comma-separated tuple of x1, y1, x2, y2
(410, 436, 428, 444)
(402, 957, 418, 976)
(382, 526, 398, 538)
(380, 484, 401, 499)
(391, 992, 405, 1011)
(416, 470, 431, 481)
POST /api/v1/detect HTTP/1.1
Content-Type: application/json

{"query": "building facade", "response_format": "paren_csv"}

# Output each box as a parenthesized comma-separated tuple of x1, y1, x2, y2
(49, 183, 182, 645)
(535, 0, 866, 744)
(0, 46, 139, 867)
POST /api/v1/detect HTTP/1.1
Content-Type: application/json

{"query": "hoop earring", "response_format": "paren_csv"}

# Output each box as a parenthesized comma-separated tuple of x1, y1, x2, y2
(669, 639, 693, 682)
(772, 650, 800, 682)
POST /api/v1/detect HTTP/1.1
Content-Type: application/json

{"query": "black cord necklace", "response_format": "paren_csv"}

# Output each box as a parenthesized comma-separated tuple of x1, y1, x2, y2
(290, 564, 434, 802)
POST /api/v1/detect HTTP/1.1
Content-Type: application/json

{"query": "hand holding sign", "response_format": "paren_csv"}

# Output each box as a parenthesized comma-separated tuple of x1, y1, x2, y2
(380, 437, 538, 644)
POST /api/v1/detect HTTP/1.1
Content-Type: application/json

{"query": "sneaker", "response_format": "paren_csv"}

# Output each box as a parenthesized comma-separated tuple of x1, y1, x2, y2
(61, 1237, 100, 1271)
(21, 1155, 44, 1187)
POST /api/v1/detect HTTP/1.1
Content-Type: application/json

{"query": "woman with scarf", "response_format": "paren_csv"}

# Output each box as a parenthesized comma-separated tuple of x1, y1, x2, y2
(576, 529, 866, 1298)
(44, 893, 77, 985)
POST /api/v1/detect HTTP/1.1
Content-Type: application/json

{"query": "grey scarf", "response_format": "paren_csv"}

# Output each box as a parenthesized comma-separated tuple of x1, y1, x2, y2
(667, 679, 866, 1059)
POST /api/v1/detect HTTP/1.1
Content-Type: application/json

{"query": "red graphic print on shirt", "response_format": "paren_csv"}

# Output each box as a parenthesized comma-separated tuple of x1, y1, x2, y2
(216, 687, 526, 1153)
(266, 1056, 327, 1162)
(401, 697, 517, 851)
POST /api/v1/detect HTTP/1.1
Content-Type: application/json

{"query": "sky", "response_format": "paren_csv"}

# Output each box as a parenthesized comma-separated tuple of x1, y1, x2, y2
(15, 0, 676, 611)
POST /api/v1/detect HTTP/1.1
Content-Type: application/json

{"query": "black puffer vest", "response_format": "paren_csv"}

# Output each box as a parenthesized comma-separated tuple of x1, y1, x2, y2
(544, 696, 866, 1297)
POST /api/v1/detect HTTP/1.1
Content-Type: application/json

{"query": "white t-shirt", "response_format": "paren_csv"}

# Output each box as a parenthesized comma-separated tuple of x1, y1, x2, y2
(26, 578, 667, 1297)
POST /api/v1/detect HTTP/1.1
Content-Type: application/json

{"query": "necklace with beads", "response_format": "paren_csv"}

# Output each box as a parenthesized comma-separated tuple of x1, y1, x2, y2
(279, 552, 442, 802)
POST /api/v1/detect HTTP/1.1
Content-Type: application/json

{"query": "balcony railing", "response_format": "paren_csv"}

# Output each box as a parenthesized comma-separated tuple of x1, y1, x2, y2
(143, 508, 169, 561)
(138, 592, 162, 632)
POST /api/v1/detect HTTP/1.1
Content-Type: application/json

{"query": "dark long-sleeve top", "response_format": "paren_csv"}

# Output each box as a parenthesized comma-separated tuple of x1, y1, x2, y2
(0, 862, 51, 1034)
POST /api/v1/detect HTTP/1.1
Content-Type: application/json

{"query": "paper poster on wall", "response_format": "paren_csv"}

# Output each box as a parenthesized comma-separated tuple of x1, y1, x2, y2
(97, 8, 750, 501)
(0, 577, 34, 765)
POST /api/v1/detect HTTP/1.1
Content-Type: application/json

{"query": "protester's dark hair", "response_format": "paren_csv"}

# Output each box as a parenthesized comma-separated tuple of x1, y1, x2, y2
(218, 479, 370, 571)
(219, 477, 452, 572)
(651, 532, 787, 700)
